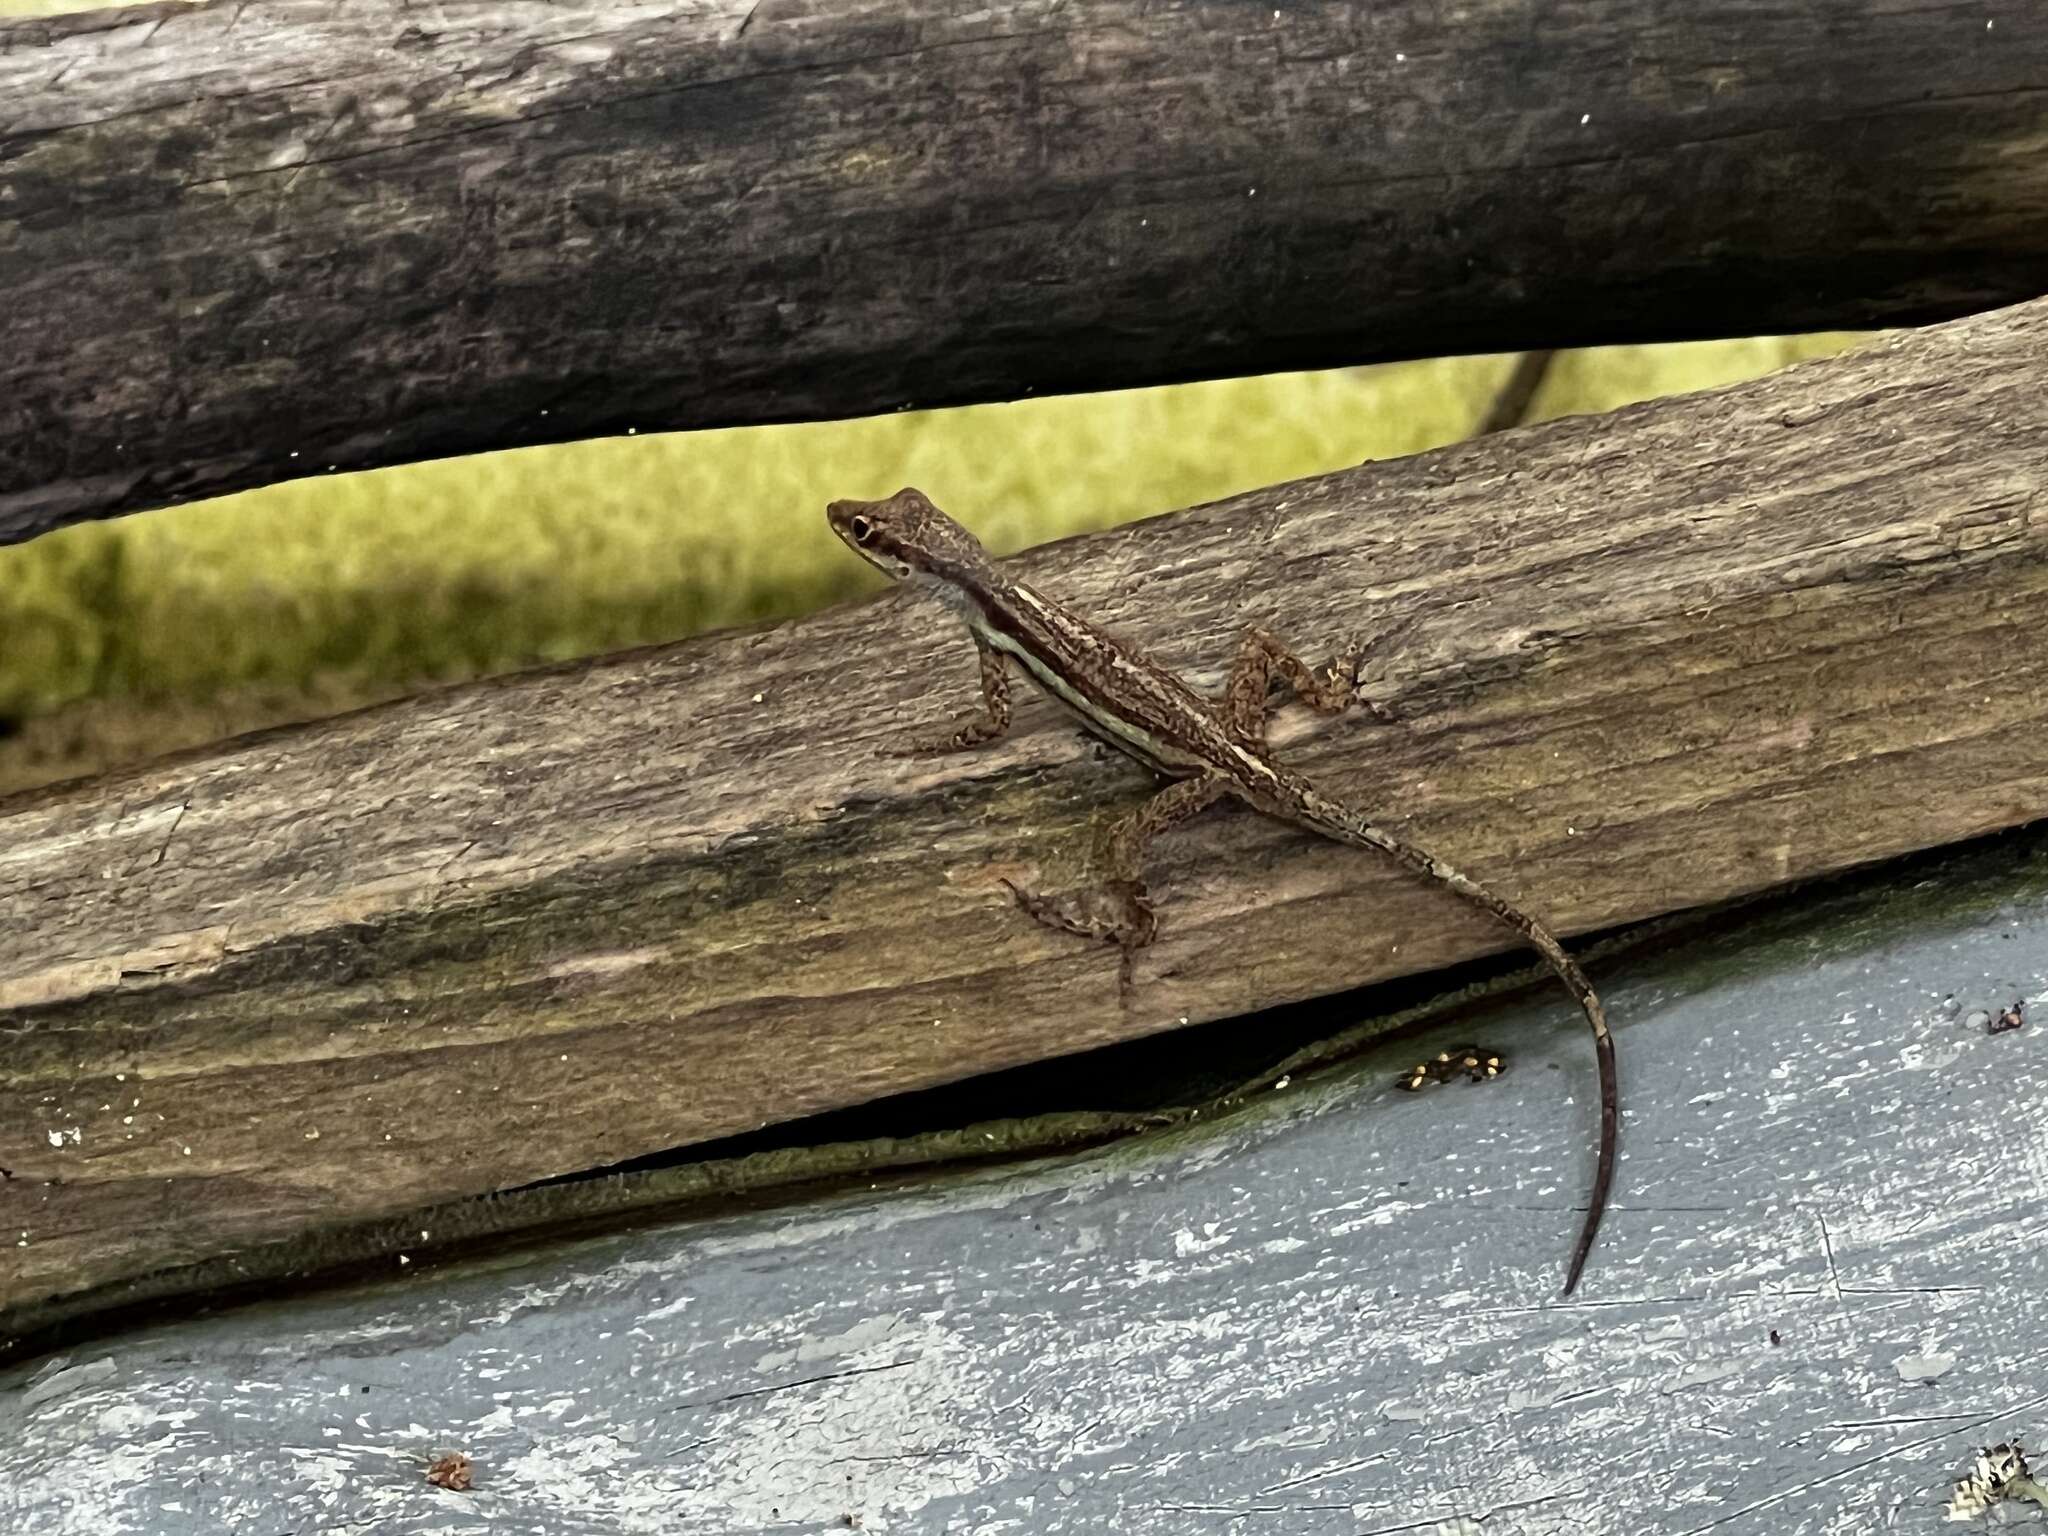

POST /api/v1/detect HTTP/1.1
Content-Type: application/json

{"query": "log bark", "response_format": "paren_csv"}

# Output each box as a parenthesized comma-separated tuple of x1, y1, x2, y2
(6, 296, 2048, 1327)
(4, 0, 2047, 542)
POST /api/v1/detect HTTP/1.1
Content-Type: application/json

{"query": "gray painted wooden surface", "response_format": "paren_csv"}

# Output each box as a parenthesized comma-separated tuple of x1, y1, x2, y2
(5, 841, 2047, 1534)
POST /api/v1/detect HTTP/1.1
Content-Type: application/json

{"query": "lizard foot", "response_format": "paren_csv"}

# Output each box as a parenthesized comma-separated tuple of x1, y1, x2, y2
(1328, 642, 1402, 723)
(999, 877, 1156, 946)
(1000, 878, 1156, 1002)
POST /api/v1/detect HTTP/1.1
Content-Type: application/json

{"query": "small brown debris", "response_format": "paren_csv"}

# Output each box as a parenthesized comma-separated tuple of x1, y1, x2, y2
(1990, 1001, 2026, 1034)
(426, 1452, 474, 1491)
(1396, 1044, 1505, 1092)
(1947, 1441, 2048, 1519)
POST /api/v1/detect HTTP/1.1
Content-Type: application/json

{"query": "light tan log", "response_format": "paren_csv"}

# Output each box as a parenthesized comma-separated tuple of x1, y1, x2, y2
(5, 298, 2048, 1322)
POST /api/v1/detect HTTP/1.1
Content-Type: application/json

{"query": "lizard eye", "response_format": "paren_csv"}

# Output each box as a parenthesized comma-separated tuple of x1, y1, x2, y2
(849, 516, 874, 545)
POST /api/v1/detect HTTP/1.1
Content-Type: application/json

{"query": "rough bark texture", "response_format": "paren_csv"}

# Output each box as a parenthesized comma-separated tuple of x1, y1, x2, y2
(6, 832, 2047, 1531)
(3, 0, 2047, 542)
(5, 297, 2048, 1329)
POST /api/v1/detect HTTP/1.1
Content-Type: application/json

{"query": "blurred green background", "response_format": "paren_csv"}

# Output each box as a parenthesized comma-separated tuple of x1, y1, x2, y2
(0, 0, 1858, 797)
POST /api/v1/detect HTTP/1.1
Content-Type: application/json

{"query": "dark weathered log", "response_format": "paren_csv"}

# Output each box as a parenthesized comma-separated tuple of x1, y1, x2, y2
(4, 0, 2047, 542)
(5, 297, 2048, 1325)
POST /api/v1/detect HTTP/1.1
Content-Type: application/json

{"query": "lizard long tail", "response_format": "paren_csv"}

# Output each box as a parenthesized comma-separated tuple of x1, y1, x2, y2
(1292, 786, 1616, 1296)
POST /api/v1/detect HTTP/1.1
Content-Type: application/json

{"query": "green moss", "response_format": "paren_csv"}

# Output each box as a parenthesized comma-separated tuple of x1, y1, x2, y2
(0, 0, 1867, 771)
(0, 338, 1862, 734)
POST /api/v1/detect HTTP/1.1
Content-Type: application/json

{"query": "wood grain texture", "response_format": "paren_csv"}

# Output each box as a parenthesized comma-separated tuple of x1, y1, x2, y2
(5, 831, 2047, 1534)
(6, 297, 2048, 1327)
(4, 0, 2048, 541)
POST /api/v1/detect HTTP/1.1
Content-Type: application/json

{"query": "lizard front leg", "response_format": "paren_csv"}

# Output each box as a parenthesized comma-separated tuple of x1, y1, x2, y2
(1220, 624, 1395, 745)
(1003, 775, 1231, 993)
(887, 637, 1012, 756)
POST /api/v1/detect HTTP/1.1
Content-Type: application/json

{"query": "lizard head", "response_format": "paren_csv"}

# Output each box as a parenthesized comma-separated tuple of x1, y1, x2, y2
(827, 488, 995, 588)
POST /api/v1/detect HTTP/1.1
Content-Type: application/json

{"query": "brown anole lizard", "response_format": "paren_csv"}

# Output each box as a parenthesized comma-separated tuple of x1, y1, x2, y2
(828, 487, 1617, 1295)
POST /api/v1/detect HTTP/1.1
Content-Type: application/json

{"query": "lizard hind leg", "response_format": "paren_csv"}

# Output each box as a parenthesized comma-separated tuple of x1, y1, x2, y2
(1001, 775, 1231, 997)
